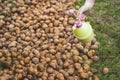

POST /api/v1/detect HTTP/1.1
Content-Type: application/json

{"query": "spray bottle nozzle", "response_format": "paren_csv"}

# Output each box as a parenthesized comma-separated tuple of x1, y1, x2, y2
(75, 21, 82, 28)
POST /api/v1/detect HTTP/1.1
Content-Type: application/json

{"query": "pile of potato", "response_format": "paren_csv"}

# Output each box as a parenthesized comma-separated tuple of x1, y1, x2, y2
(0, 0, 100, 80)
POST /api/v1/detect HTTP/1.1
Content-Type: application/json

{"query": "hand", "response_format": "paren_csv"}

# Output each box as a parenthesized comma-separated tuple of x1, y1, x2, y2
(76, 14, 87, 21)
(77, 0, 95, 18)
(79, 14, 87, 21)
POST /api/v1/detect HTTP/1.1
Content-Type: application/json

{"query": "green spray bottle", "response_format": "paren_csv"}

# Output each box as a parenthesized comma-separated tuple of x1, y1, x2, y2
(72, 21, 94, 43)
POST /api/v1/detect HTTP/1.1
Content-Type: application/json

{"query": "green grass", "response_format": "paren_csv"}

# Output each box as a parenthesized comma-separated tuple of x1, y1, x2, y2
(76, 0, 120, 80)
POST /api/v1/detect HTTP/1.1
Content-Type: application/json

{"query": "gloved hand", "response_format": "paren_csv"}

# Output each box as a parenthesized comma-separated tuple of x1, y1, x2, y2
(77, 0, 95, 18)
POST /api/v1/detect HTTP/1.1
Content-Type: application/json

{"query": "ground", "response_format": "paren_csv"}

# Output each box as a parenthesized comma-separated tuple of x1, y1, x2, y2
(0, 0, 120, 80)
(75, 0, 120, 80)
